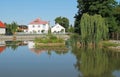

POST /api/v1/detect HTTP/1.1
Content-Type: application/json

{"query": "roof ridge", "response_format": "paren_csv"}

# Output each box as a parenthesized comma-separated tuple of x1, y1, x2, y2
(29, 18, 48, 25)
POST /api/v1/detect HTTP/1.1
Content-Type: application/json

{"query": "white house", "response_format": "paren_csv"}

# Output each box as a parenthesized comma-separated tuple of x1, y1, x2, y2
(0, 21, 6, 34)
(28, 18, 49, 34)
(51, 23, 65, 34)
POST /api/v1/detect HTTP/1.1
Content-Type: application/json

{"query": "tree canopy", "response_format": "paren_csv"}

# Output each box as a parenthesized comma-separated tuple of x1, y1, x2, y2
(74, 0, 118, 38)
(55, 16, 69, 31)
(5, 22, 18, 35)
(80, 13, 108, 46)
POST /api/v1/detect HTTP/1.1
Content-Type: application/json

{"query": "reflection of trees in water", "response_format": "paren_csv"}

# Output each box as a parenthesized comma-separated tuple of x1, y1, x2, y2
(47, 50, 68, 56)
(6, 41, 27, 51)
(72, 47, 120, 77)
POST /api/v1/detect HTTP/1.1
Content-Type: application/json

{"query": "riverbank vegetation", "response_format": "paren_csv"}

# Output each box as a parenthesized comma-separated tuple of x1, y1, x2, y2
(102, 41, 120, 48)
(34, 34, 64, 43)
(74, 0, 120, 47)
(34, 34, 66, 47)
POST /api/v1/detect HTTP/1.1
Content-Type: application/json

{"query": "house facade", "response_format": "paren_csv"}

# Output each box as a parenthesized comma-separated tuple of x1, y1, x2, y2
(51, 23, 65, 34)
(28, 18, 49, 34)
(0, 21, 6, 34)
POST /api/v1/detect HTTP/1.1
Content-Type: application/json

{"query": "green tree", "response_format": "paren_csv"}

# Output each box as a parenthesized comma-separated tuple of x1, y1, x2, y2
(11, 22, 18, 34)
(55, 16, 69, 31)
(67, 25, 74, 33)
(74, 0, 117, 35)
(5, 22, 18, 35)
(114, 3, 120, 40)
(80, 13, 108, 46)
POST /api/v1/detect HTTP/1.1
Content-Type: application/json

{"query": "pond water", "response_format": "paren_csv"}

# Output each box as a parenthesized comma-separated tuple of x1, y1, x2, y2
(0, 40, 120, 77)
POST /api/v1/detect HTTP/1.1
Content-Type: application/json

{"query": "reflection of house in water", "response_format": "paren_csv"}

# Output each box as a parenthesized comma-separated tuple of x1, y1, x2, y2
(28, 41, 69, 55)
(0, 41, 6, 53)
(28, 41, 46, 55)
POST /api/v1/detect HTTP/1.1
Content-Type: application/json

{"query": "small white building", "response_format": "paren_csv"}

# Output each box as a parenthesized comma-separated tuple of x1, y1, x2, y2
(51, 23, 65, 34)
(0, 21, 6, 34)
(28, 18, 49, 34)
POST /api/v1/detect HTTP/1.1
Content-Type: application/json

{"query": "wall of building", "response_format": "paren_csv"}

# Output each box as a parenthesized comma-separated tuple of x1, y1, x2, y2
(28, 24, 49, 34)
(51, 24, 65, 33)
(0, 28, 5, 34)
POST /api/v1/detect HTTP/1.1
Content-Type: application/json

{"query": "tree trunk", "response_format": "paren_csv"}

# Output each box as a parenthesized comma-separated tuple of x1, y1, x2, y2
(112, 32, 114, 40)
(117, 33, 119, 40)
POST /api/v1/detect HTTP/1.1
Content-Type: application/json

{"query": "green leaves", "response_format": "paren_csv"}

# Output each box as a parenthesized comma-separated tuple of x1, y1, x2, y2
(55, 16, 69, 31)
(74, 0, 118, 36)
(6, 22, 18, 35)
(80, 13, 108, 46)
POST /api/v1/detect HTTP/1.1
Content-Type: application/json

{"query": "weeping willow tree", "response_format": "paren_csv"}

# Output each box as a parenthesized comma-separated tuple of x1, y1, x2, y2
(80, 13, 108, 46)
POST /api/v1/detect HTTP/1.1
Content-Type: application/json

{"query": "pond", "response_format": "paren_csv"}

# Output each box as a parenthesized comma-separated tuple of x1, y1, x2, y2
(0, 40, 120, 77)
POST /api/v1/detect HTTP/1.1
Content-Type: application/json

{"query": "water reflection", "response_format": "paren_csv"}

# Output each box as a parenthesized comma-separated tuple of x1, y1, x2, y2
(0, 39, 120, 77)
(72, 47, 120, 77)
(6, 41, 27, 50)
(28, 41, 46, 55)
(0, 41, 6, 54)
(0, 40, 69, 55)
(28, 41, 69, 55)
(0, 40, 76, 77)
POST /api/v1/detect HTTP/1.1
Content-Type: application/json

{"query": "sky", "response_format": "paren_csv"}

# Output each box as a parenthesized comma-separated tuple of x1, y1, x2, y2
(0, 0, 120, 26)
(0, 0, 77, 25)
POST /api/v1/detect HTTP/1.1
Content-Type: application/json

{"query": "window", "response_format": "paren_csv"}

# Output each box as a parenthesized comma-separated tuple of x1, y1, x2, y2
(38, 30, 40, 32)
(33, 25, 35, 28)
(38, 25, 40, 28)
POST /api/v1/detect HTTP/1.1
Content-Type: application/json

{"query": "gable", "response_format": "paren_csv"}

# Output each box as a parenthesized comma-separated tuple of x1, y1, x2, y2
(52, 24, 65, 29)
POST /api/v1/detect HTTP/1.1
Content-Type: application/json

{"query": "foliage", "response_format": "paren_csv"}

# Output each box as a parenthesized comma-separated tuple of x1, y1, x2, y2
(74, 0, 118, 37)
(5, 22, 18, 35)
(80, 13, 108, 46)
(67, 25, 74, 33)
(55, 16, 69, 31)
(34, 34, 64, 43)
(113, 3, 120, 39)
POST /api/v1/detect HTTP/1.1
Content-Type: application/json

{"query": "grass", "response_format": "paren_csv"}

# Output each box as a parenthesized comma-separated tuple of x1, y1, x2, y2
(102, 41, 120, 48)
(34, 34, 64, 44)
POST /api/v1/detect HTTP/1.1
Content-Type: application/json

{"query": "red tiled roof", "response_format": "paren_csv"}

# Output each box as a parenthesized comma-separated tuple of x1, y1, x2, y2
(0, 46, 6, 53)
(29, 18, 48, 25)
(0, 21, 6, 28)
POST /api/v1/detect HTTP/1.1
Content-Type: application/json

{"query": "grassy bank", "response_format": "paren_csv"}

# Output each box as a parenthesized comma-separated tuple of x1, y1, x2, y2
(102, 40, 120, 48)
(34, 34, 64, 43)
(34, 34, 66, 47)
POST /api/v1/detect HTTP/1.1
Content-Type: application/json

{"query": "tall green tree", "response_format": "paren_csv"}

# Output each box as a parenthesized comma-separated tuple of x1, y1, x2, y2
(74, 0, 117, 35)
(55, 16, 69, 31)
(114, 3, 120, 40)
(68, 25, 74, 33)
(80, 13, 108, 46)
(6, 22, 18, 35)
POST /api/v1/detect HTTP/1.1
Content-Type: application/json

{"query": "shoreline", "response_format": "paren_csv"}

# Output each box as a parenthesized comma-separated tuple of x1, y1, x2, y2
(0, 34, 70, 41)
(105, 40, 120, 51)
